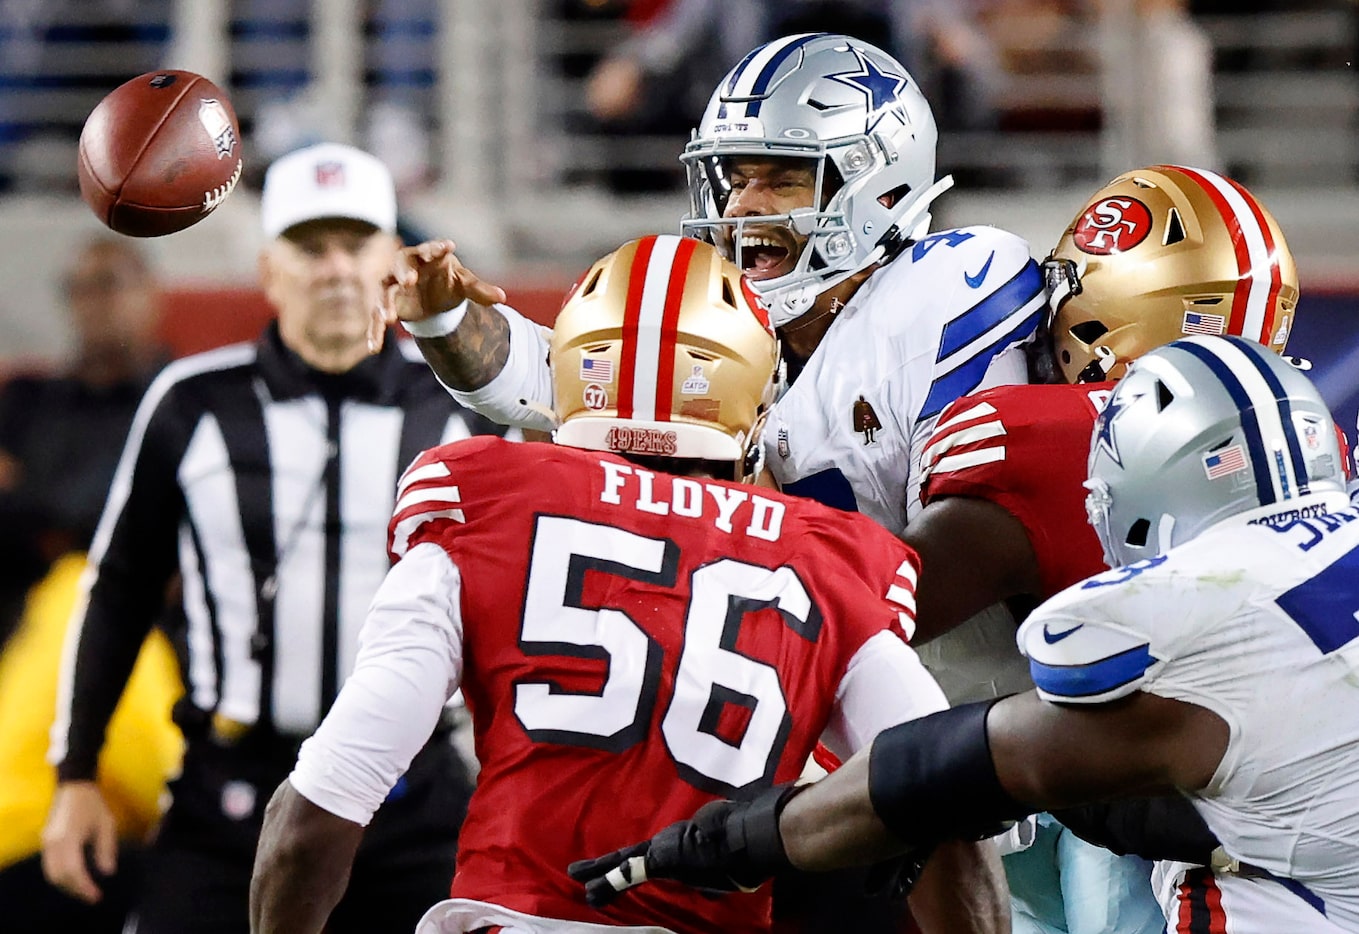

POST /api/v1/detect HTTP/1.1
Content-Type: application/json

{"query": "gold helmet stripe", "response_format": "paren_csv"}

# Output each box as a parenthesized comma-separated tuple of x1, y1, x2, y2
(1168, 165, 1283, 346)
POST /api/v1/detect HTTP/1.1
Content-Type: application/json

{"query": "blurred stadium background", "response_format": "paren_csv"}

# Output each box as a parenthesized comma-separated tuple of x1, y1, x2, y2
(0, 0, 1356, 434)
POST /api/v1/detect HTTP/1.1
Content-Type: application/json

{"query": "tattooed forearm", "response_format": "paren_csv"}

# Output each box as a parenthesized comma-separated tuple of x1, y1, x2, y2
(414, 302, 512, 391)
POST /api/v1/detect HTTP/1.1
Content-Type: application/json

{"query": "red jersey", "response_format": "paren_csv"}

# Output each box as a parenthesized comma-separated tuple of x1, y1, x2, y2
(390, 437, 927, 934)
(919, 382, 1116, 599)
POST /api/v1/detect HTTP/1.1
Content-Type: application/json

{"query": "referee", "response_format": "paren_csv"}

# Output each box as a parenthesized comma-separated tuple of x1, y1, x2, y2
(40, 143, 510, 934)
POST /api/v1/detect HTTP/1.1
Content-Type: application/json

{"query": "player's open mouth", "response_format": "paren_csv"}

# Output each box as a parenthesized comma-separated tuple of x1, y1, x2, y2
(739, 233, 795, 280)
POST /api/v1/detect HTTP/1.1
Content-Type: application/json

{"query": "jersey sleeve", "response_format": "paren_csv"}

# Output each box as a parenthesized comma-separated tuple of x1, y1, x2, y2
(1017, 570, 1162, 704)
(819, 629, 947, 761)
(919, 384, 1110, 598)
(441, 302, 557, 432)
(52, 371, 191, 780)
(289, 541, 465, 825)
(388, 439, 492, 561)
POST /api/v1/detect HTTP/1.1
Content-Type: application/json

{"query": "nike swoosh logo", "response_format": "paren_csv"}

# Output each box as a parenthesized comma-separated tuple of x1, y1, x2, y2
(964, 251, 995, 289)
(1042, 623, 1083, 644)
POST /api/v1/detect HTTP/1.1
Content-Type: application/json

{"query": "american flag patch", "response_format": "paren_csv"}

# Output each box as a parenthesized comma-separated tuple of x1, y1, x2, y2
(580, 358, 614, 383)
(1182, 310, 1227, 336)
(315, 161, 345, 187)
(1202, 444, 1248, 480)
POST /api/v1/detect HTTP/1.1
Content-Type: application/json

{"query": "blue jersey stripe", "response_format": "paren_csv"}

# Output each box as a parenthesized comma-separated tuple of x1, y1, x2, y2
(782, 467, 859, 513)
(1177, 340, 1280, 505)
(918, 308, 1043, 420)
(1030, 643, 1155, 699)
(936, 259, 1043, 361)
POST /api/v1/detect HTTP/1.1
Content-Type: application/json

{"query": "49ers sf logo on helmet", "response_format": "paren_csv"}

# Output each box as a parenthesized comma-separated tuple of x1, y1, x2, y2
(1072, 197, 1152, 255)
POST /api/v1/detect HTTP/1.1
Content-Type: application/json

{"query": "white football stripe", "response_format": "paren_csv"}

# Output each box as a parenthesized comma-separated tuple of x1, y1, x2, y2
(929, 447, 1007, 476)
(887, 584, 917, 612)
(398, 460, 450, 497)
(395, 485, 462, 514)
(933, 401, 998, 433)
(921, 418, 1007, 468)
(629, 235, 682, 421)
(894, 559, 918, 588)
(725, 34, 818, 103)
(391, 508, 466, 557)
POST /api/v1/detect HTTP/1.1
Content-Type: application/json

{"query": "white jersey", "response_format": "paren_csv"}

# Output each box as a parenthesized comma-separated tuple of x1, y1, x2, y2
(765, 225, 1042, 534)
(1019, 492, 1359, 931)
(450, 225, 1044, 536)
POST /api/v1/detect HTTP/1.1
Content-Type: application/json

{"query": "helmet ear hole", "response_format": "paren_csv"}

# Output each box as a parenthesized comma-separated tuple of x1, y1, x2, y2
(1125, 518, 1151, 548)
(1155, 379, 1175, 412)
(721, 276, 737, 309)
(1069, 320, 1110, 344)
(1163, 207, 1186, 246)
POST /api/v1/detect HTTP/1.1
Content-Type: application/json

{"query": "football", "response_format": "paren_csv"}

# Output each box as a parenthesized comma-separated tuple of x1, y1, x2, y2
(77, 70, 243, 238)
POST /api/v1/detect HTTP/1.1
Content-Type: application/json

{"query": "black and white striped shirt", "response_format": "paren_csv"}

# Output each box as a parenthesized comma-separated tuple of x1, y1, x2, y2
(51, 324, 513, 781)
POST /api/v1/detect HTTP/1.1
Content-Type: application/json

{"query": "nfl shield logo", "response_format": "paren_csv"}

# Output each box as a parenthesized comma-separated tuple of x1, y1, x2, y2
(315, 161, 346, 188)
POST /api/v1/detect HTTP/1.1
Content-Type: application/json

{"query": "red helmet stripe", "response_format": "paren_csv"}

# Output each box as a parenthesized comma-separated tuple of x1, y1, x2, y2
(1224, 174, 1284, 345)
(616, 235, 657, 418)
(653, 237, 699, 422)
(1168, 165, 1281, 344)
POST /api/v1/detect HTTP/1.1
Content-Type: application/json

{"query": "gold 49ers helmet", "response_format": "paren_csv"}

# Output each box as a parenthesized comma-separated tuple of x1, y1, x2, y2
(550, 234, 780, 481)
(1044, 164, 1299, 384)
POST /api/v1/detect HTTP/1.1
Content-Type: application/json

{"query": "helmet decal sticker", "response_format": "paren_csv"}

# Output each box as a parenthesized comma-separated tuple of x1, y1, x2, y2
(1072, 197, 1153, 255)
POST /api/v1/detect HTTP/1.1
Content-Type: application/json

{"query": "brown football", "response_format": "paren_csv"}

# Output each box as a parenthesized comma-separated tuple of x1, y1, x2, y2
(77, 70, 243, 238)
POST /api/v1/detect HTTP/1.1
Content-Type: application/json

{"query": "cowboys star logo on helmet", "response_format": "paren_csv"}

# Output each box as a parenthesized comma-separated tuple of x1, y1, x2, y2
(1084, 335, 1345, 568)
(826, 47, 909, 134)
(680, 34, 953, 328)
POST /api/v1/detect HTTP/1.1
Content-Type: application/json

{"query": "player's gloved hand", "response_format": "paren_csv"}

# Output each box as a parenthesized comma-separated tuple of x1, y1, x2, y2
(568, 784, 800, 907)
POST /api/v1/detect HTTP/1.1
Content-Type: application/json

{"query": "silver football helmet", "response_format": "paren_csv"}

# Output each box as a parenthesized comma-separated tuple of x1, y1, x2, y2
(1086, 336, 1346, 567)
(680, 33, 952, 328)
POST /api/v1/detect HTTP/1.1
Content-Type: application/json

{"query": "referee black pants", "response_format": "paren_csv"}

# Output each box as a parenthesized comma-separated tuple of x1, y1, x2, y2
(130, 730, 471, 934)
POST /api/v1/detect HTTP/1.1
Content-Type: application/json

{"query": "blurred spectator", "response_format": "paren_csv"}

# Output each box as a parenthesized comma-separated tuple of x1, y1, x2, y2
(0, 235, 167, 648)
(236, 0, 439, 194)
(1098, 0, 1219, 174)
(0, 553, 183, 934)
(581, 0, 1003, 191)
(0, 0, 171, 191)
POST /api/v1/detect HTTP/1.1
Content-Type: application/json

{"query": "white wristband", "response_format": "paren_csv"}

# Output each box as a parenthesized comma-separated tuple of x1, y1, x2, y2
(403, 300, 470, 338)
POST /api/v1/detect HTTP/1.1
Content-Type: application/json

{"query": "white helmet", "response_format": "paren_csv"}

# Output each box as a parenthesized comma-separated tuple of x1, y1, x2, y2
(680, 33, 951, 328)
(1085, 336, 1346, 568)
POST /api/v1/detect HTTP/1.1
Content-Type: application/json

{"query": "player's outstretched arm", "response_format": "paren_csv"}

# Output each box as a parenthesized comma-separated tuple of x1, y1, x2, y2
(370, 239, 512, 391)
(572, 690, 1230, 903)
(249, 780, 364, 934)
(781, 690, 1228, 867)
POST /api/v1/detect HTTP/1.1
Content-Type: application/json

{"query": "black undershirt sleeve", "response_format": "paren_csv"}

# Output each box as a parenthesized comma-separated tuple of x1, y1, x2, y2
(56, 386, 190, 781)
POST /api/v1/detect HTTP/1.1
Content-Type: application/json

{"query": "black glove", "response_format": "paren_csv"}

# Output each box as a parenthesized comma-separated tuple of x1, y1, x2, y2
(568, 784, 799, 907)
